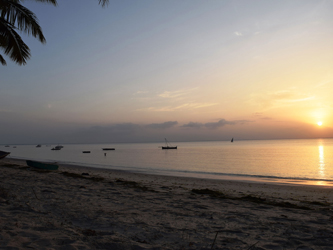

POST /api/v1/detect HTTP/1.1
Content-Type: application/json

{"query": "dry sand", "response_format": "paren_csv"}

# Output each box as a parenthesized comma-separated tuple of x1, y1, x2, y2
(0, 158, 333, 250)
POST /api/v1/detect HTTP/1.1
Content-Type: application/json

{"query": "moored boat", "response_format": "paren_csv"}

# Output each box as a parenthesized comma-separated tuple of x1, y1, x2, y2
(82, 151, 91, 153)
(26, 160, 59, 170)
(161, 138, 177, 149)
(0, 151, 10, 159)
(102, 148, 115, 150)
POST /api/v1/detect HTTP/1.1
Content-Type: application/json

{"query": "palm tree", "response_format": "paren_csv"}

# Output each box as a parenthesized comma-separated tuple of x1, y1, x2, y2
(0, 0, 109, 66)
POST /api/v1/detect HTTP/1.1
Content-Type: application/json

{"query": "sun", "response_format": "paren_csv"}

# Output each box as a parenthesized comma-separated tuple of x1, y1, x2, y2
(317, 121, 323, 126)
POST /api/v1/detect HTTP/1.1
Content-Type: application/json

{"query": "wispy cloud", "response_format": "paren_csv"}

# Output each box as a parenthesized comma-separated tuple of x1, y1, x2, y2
(133, 90, 149, 95)
(182, 119, 251, 129)
(142, 102, 218, 112)
(315, 79, 332, 88)
(158, 87, 198, 99)
(234, 31, 243, 36)
(251, 89, 315, 109)
(253, 112, 272, 120)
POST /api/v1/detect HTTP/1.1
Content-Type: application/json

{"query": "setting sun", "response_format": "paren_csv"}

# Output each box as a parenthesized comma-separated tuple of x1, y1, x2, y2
(317, 121, 323, 126)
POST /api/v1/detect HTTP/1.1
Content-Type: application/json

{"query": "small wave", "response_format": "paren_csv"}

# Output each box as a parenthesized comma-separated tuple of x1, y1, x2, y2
(154, 168, 333, 183)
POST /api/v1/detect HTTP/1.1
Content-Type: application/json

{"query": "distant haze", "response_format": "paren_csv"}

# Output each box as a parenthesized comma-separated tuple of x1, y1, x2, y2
(1, 0, 332, 144)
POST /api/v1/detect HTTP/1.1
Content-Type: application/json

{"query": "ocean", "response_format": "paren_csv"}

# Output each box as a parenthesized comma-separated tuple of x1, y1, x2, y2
(3, 138, 333, 186)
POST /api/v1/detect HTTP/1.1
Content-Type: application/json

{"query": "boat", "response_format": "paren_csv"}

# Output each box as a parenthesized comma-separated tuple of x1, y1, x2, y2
(36, 144, 41, 147)
(82, 151, 91, 153)
(231, 138, 233, 142)
(26, 160, 59, 170)
(51, 145, 62, 150)
(102, 148, 115, 151)
(162, 138, 177, 149)
(0, 151, 10, 159)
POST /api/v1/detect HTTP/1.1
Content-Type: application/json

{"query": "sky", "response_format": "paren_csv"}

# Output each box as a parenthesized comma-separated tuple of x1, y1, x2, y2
(1, 0, 333, 144)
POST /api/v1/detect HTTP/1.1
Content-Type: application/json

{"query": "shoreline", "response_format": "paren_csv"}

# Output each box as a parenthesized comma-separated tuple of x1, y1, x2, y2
(1, 158, 333, 249)
(9, 156, 333, 188)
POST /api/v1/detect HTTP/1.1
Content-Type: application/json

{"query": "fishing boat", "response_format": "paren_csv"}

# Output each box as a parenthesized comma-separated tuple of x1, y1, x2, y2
(102, 148, 115, 151)
(231, 138, 234, 142)
(0, 151, 10, 159)
(162, 138, 177, 149)
(51, 145, 62, 150)
(36, 144, 41, 147)
(26, 160, 59, 170)
(82, 151, 91, 153)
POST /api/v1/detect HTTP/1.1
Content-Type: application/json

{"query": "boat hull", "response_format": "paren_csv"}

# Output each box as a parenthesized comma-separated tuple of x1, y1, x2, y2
(26, 160, 59, 170)
(102, 148, 115, 150)
(162, 146, 177, 149)
(0, 151, 10, 159)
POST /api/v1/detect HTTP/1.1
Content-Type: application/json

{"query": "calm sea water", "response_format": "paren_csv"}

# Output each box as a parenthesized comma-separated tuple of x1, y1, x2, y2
(3, 139, 333, 186)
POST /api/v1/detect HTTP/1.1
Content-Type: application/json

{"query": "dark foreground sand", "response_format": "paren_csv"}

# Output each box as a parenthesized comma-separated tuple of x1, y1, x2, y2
(0, 158, 333, 250)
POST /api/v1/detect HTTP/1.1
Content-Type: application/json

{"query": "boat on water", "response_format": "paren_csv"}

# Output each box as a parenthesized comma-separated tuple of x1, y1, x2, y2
(82, 151, 91, 153)
(51, 145, 62, 150)
(162, 138, 177, 149)
(36, 144, 41, 147)
(26, 160, 59, 170)
(0, 151, 10, 159)
(231, 138, 234, 142)
(102, 148, 115, 151)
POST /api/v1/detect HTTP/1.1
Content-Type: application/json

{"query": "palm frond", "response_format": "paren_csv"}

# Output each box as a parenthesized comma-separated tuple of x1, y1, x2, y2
(98, 0, 109, 7)
(1, 1, 46, 43)
(0, 54, 7, 65)
(26, 0, 57, 6)
(0, 17, 30, 65)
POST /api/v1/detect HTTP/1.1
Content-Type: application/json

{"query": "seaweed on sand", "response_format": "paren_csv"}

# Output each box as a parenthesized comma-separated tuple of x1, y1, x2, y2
(60, 171, 104, 182)
(115, 179, 157, 192)
(1, 163, 20, 168)
(191, 188, 225, 198)
(191, 189, 313, 210)
(0, 186, 9, 199)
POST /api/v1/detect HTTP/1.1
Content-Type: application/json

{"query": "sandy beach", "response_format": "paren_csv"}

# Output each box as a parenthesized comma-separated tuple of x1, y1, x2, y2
(0, 158, 332, 250)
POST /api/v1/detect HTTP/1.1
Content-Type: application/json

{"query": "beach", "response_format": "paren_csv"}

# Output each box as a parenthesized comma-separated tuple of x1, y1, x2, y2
(0, 158, 333, 249)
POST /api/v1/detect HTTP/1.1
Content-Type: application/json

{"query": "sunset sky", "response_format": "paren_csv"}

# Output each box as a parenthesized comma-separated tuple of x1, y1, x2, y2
(1, 0, 333, 144)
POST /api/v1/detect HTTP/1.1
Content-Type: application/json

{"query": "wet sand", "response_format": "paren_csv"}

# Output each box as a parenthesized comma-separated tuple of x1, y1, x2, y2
(0, 158, 332, 249)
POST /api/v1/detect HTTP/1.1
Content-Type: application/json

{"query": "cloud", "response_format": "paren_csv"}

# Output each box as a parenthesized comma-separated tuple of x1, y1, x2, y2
(204, 119, 236, 129)
(89, 123, 142, 134)
(133, 90, 149, 95)
(315, 79, 332, 88)
(146, 121, 178, 129)
(234, 31, 243, 36)
(158, 87, 199, 99)
(181, 122, 204, 128)
(159, 91, 185, 99)
(251, 90, 315, 109)
(182, 119, 251, 129)
(143, 102, 218, 112)
(253, 112, 272, 120)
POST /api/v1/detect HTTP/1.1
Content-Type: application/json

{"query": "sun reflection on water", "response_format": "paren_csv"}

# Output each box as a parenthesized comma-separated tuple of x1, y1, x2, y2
(317, 145, 325, 185)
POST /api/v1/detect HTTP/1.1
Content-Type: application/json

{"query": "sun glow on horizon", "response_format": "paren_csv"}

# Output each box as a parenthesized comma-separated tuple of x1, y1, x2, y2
(317, 121, 323, 126)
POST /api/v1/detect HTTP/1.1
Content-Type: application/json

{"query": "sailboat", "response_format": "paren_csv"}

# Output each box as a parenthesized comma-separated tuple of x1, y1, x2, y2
(162, 138, 177, 149)
(231, 138, 234, 142)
